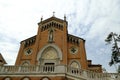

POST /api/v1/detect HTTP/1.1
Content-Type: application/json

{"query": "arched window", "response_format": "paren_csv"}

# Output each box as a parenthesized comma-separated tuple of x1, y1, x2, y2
(22, 61, 30, 66)
(71, 61, 79, 68)
(70, 61, 81, 74)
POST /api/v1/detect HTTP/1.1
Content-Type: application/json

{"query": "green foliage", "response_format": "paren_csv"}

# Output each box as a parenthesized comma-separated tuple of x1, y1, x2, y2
(105, 32, 113, 43)
(118, 65, 120, 73)
(105, 32, 120, 67)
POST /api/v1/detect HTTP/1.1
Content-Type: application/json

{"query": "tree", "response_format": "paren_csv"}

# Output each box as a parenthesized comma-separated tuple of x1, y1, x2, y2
(105, 32, 120, 73)
(118, 65, 120, 73)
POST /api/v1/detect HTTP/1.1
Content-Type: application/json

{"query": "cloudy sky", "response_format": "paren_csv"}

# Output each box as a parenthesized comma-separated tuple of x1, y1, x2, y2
(0, 0, 120, 73)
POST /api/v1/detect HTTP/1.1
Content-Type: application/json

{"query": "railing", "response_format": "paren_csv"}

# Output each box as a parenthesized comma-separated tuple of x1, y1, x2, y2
(67, 66, 120, 80)
(42, 65, 55, 72)
(0, 65, 60, 74)
(0, 65, 120, 80)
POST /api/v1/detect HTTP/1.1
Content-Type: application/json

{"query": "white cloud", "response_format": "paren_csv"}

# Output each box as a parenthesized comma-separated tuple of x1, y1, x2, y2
(0, 41, 19, 64)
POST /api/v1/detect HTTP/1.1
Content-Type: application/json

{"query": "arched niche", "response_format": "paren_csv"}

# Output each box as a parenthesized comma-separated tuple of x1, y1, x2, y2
(69, 60, 81, 69)
(22, 61, 30, 66)
(41, 47, 58, 59)
(37, 44, 62, 65)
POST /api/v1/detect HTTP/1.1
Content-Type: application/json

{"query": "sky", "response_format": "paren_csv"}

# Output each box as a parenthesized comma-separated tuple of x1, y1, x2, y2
(0, 0, 120, 73)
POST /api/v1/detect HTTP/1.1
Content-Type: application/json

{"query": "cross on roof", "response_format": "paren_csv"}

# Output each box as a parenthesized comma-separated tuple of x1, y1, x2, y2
(53, 12, 55, 17)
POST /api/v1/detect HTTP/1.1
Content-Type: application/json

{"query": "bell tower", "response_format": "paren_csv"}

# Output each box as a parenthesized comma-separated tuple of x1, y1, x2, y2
(33, 15, 68, 65)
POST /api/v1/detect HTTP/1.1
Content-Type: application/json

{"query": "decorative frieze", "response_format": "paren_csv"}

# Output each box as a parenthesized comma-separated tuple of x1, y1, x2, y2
(21, 36, 36, 48)
(68, 34, 82, 45)
(41, 21, 63, 32)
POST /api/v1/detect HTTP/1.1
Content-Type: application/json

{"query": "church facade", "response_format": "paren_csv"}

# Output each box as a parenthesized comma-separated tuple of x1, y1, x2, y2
(0, 15, 119, 80)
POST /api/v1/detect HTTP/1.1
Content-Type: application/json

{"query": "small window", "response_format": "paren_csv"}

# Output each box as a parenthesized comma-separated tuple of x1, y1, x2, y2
(45, 63, 54, 65)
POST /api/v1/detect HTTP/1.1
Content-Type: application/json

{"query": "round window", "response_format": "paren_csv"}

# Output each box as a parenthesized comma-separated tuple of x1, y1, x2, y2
(24, 48, 33, 55)
(69, 46, 78, 54)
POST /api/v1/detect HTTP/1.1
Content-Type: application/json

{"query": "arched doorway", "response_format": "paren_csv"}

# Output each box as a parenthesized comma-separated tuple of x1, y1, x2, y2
(37, 44, 63, 72)
(37, 44, 63, 65)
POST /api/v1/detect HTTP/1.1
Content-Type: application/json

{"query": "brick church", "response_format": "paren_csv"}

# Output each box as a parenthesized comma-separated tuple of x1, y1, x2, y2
(0, 15, 102, 80)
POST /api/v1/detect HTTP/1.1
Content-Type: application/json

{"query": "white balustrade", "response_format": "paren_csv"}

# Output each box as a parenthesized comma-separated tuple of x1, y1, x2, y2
(67, 66, 120, 80)
(42, 65, 55, 72)
(0, 65, 120, 80)
(0, 65, 57, 73)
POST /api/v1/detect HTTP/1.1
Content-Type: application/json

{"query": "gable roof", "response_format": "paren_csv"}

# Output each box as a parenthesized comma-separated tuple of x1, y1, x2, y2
(0, 53, 7, 64)
(38, 16, 67, 25)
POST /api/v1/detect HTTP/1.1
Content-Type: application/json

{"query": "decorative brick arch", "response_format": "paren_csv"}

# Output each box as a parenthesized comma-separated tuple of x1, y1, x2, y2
(21, 60, 30, 66)
(37, 44, 62, 61)
(69, 60, 81, 69)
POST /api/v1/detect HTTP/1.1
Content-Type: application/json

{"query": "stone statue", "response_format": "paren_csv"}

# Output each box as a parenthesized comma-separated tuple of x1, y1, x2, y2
(48, 28, 54, 42)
